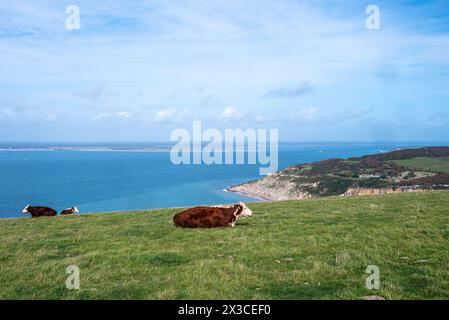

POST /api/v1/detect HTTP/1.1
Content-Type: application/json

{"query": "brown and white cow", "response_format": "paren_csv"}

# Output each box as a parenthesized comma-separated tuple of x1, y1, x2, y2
(60, 207, 79, 215)
(173, 202, 252, 228)
(22, 205, 57, 218)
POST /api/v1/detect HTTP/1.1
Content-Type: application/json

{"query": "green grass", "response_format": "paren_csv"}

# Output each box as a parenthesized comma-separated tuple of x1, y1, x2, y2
(394, 157, 449, 173)
(1, 191, 449, 300)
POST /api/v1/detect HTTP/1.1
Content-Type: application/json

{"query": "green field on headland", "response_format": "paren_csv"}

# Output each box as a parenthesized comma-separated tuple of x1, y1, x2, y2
(1, 191, 448, 300)
(393, 157, 449, 174)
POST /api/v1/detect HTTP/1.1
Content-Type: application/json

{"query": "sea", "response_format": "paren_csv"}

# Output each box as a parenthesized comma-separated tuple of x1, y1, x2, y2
(0, 142, 445, 218)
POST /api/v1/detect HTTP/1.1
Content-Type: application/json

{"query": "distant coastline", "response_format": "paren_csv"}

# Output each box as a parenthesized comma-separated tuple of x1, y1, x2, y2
(0, 146, 172, 153)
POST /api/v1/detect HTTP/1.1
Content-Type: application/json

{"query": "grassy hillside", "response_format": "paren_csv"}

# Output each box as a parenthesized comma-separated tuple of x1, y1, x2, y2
(1, 191, 449, 300)
(394, 157, 449, 174)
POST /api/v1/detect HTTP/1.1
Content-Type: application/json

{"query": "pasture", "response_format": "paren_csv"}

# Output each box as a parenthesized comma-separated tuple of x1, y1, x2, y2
(0, 191, 448, 300)
(393, 156, 449, 174)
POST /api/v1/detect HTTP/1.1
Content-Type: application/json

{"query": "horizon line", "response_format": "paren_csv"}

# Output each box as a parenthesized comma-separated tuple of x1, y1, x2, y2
(1, 141, 449, 147)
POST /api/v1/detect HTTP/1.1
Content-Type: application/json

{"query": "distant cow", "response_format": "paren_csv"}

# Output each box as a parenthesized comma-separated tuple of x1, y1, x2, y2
(22, 205, 57, 218)
(173, 202, 253, 228)
(60, 207, 79, 215)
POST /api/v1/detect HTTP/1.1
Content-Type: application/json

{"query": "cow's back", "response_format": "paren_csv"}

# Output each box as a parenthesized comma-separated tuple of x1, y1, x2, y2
(31, 206, 57, 218)
(61, 209, 74, 215)
(173, 206, 234, 228)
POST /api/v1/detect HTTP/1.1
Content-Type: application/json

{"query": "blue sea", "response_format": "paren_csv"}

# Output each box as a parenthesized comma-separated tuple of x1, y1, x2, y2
(0, 142, 445, 218)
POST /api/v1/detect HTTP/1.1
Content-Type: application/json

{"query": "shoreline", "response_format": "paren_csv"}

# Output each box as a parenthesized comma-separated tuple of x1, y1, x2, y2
(223, 186, 270, 202)
(0, 148, 171, 153)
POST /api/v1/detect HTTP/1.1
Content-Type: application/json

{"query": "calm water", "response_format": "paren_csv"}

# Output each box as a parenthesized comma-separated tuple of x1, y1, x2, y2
(0, 142, 443, 218)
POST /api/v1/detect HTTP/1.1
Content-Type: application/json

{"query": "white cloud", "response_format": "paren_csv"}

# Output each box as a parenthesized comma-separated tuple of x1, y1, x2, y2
(90, 111, 132, 122)
(116, 111, 131, 119)
(264, 82, 314, 98)
(0, 103, 58, 123)
(219, 105, 242, 120)
(152, 108, 187, 124)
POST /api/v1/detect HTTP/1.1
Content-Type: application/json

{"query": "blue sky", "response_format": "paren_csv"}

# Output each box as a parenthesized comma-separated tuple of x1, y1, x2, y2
(0, 0, 449, 142)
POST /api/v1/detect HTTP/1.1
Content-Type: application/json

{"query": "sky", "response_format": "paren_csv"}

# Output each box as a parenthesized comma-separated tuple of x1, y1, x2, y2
(0, 0, 449, 142)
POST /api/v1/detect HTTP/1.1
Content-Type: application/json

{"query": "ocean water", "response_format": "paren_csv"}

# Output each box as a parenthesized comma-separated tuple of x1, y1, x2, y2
(0, 142, 444, 218)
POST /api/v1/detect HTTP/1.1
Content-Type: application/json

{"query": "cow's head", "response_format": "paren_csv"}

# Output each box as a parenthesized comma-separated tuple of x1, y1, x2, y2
(234, 202, 253, 218)
(22, 204, 31, 214)
(73, 207, 79, 214)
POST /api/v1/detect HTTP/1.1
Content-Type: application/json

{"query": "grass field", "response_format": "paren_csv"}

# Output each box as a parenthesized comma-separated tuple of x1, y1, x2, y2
(1, 191, 449, 300)
(394, 157, 449, 173)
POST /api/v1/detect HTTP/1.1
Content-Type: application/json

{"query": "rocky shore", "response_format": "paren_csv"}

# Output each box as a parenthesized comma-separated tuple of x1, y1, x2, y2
(227, 174, 314, 201)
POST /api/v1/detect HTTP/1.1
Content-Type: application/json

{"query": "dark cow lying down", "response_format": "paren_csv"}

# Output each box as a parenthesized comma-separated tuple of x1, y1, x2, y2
(22, 205, 57, 218)
(173, 202, 252, 228)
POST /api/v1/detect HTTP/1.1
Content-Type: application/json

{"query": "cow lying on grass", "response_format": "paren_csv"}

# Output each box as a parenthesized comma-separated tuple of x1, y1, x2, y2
(22, 205, 57, 218)
(173, 202, 253, 228)
(60, 207, 79, 215)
